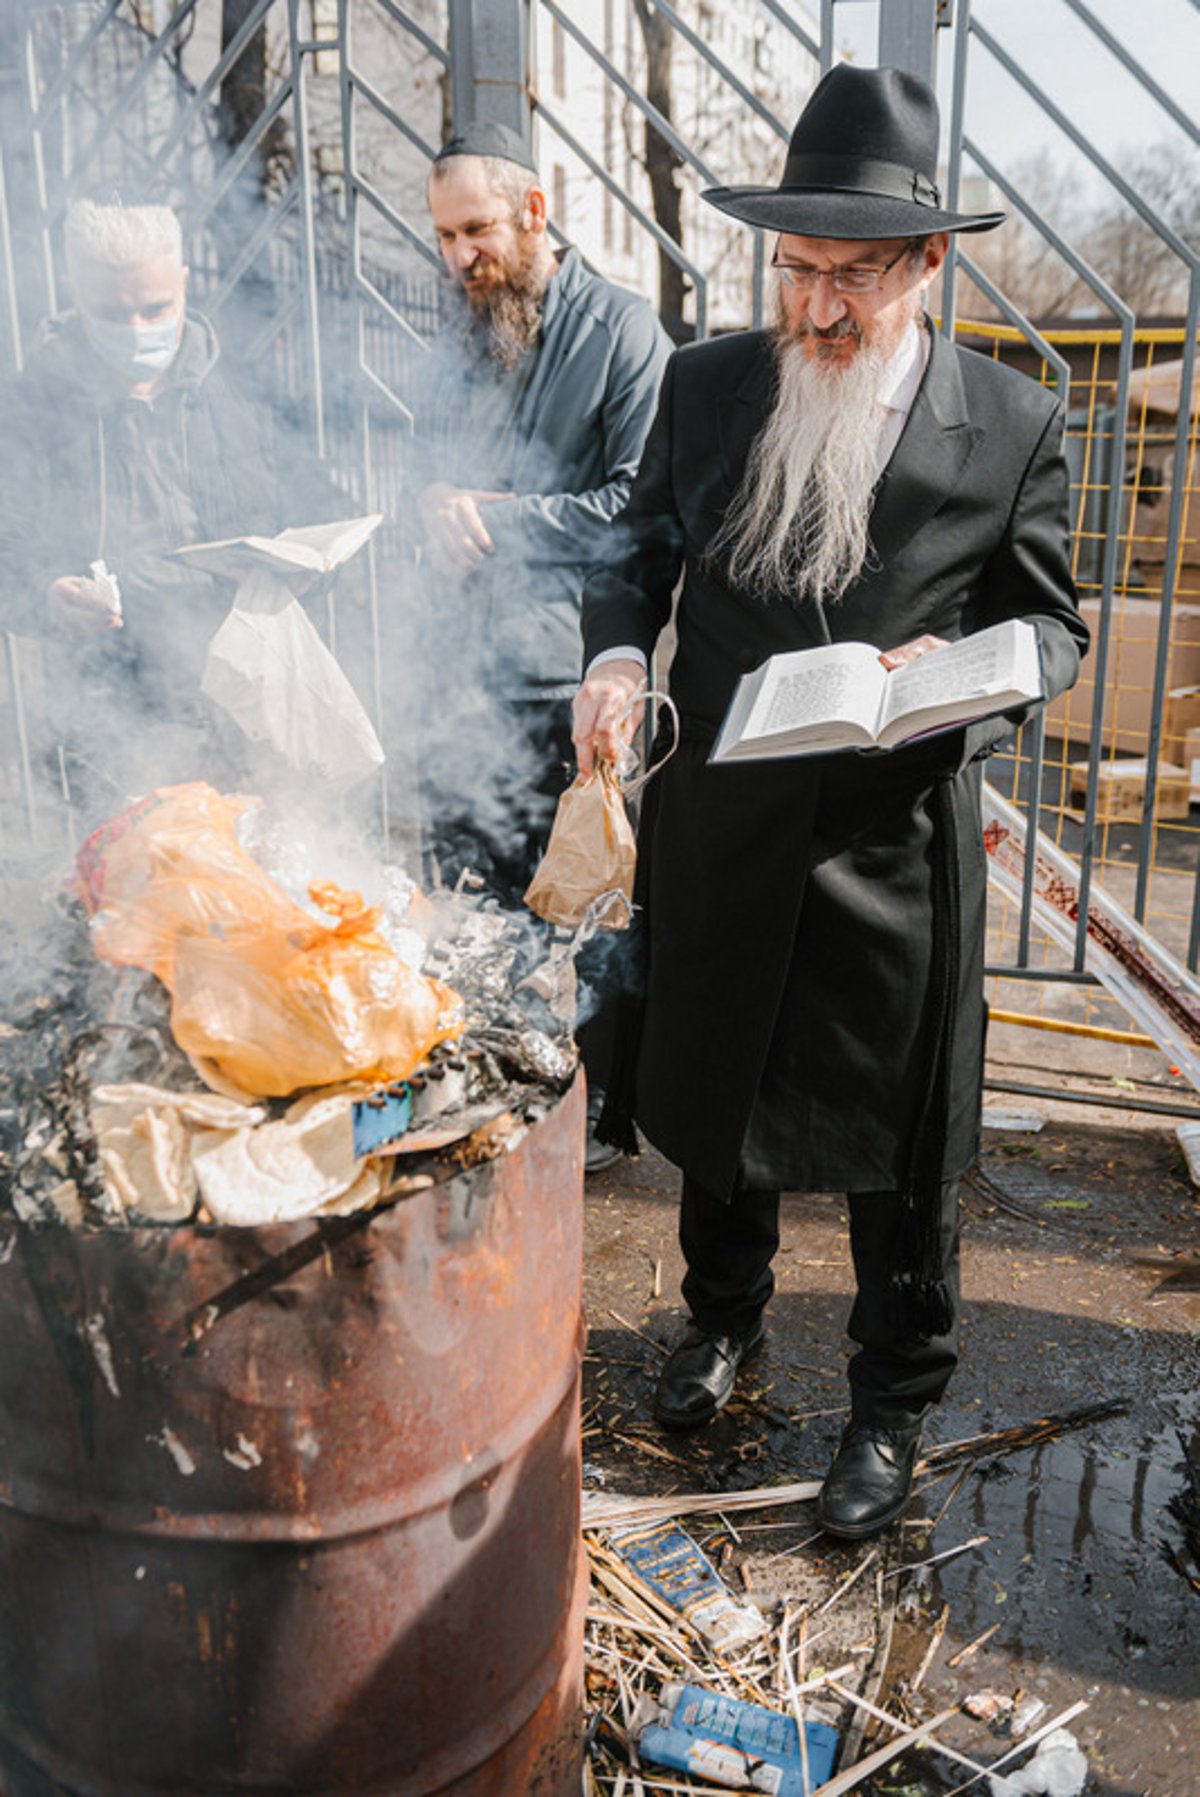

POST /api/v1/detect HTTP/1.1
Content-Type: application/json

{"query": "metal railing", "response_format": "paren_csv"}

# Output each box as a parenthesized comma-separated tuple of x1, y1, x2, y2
(937, 0, 1200, 1052)
(0, 0, 1196, 1032)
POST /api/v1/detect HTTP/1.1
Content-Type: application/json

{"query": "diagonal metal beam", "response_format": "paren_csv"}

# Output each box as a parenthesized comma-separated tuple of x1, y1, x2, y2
(639, 0, 789, 143)
(42, 0, 206, 225)
(1060, 0, 1198, 147)
(147, 0, 278, 184)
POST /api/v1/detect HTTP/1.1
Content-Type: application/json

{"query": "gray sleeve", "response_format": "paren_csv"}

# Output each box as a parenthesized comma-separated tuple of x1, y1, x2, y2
(582, 351, 684, 671)
(480, 303, 671, 565)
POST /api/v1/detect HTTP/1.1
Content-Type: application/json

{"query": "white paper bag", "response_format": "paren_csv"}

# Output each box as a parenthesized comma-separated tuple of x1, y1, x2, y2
(202, 569, 384, 788)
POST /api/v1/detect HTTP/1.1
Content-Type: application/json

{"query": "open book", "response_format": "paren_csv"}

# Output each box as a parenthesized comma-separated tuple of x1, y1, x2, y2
(711, 618, 1043, 763)
(172, 514, 382, 579)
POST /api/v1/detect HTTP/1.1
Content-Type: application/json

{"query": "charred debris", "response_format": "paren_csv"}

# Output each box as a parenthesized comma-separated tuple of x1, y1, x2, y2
(0, 864, 580, 1232)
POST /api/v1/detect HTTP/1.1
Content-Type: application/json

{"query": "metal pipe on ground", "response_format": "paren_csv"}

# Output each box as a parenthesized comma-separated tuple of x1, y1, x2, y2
(985, 1075, 1200, 1120)
(988, 1007, 1156, 1048)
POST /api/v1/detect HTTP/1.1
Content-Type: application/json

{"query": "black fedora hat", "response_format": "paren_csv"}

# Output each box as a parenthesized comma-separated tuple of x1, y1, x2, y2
(703, 64, 1004, 239)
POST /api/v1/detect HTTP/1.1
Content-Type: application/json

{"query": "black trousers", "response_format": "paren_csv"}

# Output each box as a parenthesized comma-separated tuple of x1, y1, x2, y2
(679, 1173, 961, 1430)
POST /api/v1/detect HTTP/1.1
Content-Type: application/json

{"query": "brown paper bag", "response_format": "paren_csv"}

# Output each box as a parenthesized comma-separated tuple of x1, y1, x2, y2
(524, 760, 636, 930)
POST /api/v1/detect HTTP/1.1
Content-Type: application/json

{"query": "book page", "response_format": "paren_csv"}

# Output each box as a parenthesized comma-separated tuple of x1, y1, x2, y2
(741, 641, 886, 747)
(276, 514, 382, 569)
(171, 535, 323, 576)
(173, 515, 383, 578)
(878, 620, 1039, 741)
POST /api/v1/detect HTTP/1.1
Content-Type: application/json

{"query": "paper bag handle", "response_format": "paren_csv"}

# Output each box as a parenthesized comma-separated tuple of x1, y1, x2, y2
(614, 687, 679, 799)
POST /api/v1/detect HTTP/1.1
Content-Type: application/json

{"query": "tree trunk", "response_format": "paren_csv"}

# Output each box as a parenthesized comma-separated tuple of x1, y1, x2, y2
(219, 0, 290, 187)
(631, 0, 687, 341)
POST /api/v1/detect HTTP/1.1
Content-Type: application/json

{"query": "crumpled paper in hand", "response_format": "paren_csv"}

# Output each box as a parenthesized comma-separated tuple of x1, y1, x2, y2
(202, 570, 384, 790)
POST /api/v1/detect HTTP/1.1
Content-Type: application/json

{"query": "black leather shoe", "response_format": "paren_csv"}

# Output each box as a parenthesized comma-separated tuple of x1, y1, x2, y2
(815, 1423, 922, 1540)
(653, 1322, 765, 1430)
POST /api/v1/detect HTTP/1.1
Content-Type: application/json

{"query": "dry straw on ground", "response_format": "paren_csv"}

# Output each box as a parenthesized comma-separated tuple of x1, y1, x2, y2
(580, 1402, 1112, 1793)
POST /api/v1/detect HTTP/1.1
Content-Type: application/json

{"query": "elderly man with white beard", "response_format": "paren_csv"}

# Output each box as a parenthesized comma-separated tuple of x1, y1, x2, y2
(572, 64, 1088, 1539)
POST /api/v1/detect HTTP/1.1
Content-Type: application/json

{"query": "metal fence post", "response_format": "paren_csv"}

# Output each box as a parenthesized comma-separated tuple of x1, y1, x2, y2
(447, 0, 532, 140)
(876, 0, 946, 83)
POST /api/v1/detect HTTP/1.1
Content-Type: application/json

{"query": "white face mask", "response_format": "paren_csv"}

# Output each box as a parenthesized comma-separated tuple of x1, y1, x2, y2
(86, 313, 181, 382)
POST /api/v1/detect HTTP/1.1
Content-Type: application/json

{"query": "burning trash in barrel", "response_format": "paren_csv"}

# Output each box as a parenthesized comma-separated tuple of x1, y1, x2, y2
(0, 782, 589, 1795)
(2, 779, 585, 1231)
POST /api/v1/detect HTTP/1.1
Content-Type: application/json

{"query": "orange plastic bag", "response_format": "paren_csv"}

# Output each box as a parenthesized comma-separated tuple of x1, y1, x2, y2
(77, 784, 463, 1098)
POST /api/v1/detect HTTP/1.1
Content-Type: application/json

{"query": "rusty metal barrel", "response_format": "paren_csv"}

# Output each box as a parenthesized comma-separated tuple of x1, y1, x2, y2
(0, 1078, 586, 1795)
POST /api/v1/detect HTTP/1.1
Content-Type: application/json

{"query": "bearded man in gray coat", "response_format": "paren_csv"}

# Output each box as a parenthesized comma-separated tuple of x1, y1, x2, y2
(572, 65, 1088, 1540)
(412, 122, 670, 1171)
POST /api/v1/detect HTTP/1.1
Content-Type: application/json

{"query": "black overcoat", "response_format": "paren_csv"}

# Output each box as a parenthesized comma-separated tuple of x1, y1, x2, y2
(583, 324, 1089, 1202)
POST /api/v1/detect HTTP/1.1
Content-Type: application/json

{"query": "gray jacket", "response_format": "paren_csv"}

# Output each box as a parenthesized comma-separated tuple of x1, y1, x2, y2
(412, 247, 671, 698)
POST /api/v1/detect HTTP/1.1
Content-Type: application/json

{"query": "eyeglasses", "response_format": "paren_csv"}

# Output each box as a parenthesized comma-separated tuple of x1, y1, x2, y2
(771, 243, 913, 294)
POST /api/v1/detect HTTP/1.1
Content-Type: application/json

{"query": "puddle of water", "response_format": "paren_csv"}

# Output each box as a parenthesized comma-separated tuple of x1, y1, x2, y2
(875, 1389, 1200, 1796)
(926, 1389, 1200, 1694)
(862, 1387, 1200, 1797)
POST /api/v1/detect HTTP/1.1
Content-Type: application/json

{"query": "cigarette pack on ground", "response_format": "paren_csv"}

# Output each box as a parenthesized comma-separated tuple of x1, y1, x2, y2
(633, 1681, 839, 1794)
(607, 1517, 767, 1652)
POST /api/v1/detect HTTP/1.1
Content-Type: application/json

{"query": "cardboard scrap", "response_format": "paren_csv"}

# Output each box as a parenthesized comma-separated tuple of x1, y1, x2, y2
(92, 1083, 266, 1223)
(191, 1088, 384, 1226)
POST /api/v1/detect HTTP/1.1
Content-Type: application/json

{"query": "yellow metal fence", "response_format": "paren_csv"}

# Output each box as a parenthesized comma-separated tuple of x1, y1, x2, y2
(955, 319, 1200, 1034)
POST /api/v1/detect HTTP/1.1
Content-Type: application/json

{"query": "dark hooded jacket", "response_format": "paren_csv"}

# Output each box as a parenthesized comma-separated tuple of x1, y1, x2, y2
(0, 310, 285, 702)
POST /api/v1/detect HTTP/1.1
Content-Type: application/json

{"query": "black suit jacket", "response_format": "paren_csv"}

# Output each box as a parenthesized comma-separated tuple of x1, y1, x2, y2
(584, 324, 1088, 1200)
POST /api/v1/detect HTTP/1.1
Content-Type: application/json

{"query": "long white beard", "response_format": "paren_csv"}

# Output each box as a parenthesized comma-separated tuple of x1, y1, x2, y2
(714, 327, 893, 603)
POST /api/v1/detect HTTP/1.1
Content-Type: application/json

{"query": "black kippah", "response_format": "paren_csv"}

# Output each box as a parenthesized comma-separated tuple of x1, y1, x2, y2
(433, 121, 538, 175)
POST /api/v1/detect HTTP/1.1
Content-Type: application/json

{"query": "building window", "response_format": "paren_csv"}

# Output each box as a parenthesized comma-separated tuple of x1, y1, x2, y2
(553, 162, 568, 224)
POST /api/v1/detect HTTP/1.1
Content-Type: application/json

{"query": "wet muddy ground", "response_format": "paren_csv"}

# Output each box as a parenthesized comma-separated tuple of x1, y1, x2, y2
(582, 1023, 1200, 1795)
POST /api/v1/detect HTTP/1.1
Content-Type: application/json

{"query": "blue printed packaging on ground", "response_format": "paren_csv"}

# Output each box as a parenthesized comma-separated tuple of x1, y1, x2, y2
(635, 1681, 839, 1795)
(607, 1517, 766, 1651)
